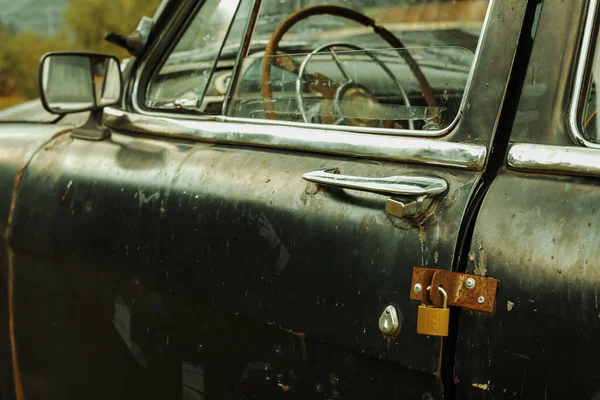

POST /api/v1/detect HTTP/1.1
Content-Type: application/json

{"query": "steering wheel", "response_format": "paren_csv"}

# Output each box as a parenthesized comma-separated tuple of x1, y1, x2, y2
(261, 5, 437, 126)
(296, 43, 415, 129)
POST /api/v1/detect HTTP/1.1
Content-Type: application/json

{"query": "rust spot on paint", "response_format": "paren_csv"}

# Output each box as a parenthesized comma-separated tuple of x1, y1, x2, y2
(280, 327, 306, 338)
(7, 248, 24, 400)
(5, 168, 25, 238)
(44, 128, 74, 152)
(278, 384, 291, 392)
(5, 166, 26, 400)
(51, 127, 73, 141)
(472, 382, 489, 390)
(3, 127, 71, 400)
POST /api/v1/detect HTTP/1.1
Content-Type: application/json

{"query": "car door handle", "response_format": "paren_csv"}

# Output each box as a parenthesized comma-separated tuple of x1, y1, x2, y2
(302, 168, 447, 196)
(302, 168, 448, 218)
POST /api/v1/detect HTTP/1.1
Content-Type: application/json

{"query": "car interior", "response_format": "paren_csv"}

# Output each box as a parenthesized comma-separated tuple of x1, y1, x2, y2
(146, 0, 488, 132)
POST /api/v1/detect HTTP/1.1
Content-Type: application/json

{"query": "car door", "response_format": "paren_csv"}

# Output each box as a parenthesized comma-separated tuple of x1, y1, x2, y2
(455, 0, 600, 398)
(1, 0, 529, 399)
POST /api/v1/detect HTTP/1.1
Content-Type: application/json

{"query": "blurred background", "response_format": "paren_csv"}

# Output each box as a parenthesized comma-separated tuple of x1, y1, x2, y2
(0, 0, 162, 110)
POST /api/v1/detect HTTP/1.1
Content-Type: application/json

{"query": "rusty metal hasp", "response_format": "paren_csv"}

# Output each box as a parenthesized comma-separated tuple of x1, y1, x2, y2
(410, 267, 499, 314)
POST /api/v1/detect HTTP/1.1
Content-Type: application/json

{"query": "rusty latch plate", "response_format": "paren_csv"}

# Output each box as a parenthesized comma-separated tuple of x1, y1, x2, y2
(410, 267, 499, 313)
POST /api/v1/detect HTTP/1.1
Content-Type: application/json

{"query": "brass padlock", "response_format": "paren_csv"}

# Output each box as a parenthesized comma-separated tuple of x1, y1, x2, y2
(417, 286, 449, 337)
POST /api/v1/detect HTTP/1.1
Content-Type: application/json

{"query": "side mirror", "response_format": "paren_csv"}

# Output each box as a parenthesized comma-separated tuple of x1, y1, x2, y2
(39, 52, 122, 115)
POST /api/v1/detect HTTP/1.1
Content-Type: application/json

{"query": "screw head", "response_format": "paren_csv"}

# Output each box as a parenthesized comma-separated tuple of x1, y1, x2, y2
(465, 278, 476, 290)
(414, 283, 423, 294)
(478, 296, 485, 304)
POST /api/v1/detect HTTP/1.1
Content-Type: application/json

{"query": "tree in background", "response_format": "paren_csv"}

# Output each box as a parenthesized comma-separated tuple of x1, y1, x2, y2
(1, 32, 75, 99)
(0, 0, 161, 101)
(0, 19, 17, 97)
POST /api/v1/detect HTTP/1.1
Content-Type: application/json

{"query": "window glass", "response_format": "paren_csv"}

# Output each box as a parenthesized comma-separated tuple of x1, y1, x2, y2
(146, 0, 490, 132)
(228, 0, 490, 131)
(582, 34, 600, 143)
(146, 0, 250, 112)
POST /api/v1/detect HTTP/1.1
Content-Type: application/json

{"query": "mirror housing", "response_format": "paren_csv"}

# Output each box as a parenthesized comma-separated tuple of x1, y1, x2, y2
(39, 52, 122, 115)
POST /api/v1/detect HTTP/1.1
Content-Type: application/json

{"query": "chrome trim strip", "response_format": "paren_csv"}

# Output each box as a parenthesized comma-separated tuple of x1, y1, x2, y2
(130, 0, 496, 139)
(104, 107, 487, 170)
(216, 115, 433, 136)
(568, 0, 600, 148)
(508, 143, 600, 175)
(153, 0, 171, 21)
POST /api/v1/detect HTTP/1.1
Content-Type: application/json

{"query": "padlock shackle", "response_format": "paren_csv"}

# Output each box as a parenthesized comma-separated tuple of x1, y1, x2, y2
(426, 285, 449, 309)
(437, 287, 448, 309)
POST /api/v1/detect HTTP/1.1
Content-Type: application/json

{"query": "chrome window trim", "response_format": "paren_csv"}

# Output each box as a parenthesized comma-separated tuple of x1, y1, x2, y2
(130, 0, 495, 139)
(568, 0, 600, 148)
(508, 143, 600, 176)
(152, 0, 171, 21)
(104, 107, 487, 170)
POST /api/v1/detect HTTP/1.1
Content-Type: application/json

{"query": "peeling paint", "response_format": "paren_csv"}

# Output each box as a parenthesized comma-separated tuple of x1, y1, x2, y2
(474, 247, 487, 276)
(257, 213, 281, 248)
(504, 350, 530, 360)
(507, 300, 514, 311)
(418, 224, 425, 266)
(253, 212, 290, 274)
(136, 189, 161, 207)
(472, 382, 489, 390)
(278, 383, 291, 392)
(385, 213, 412, 230)
(468, 251, 475, 262)
(300, 181, 324, 204)
(182, 361, 205, 399)
(275, 245, 290, 275)
(61, 180, 73, 202)
(113, 295, 147, 368)
(280, 327, 306, 338)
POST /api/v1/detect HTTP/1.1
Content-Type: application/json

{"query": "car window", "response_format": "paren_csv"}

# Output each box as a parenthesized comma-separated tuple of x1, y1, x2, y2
(581, 23, 600, 144)
(146, 0, 252, 113)
(145, 0, 490, 134)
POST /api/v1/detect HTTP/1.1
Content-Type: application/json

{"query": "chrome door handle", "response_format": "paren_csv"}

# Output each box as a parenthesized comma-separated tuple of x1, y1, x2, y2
(302, 168, 448, 218)
(302, 169, 447, 197)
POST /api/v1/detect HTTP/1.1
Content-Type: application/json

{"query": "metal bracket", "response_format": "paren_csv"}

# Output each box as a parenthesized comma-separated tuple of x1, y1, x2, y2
(410, 267, 499, 313)
(385, 195, 434, 218)
(71, 109, 111, 141)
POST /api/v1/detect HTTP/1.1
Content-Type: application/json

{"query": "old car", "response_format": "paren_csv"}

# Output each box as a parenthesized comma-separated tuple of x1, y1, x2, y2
(1, 0, 600, 398)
